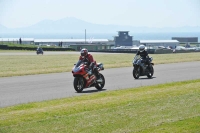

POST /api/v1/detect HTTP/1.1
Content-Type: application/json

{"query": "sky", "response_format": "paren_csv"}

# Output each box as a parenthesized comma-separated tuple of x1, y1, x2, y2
(0, 0, 200, 28)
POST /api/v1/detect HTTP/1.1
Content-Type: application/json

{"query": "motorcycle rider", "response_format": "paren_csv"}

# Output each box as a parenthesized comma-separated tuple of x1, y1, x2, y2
(134, 44, 150, 66)
(36, 47, 43, 53)
(79, 48, 100, 79)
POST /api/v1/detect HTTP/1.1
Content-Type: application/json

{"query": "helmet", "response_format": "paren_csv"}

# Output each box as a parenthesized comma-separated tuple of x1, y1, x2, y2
(139, 45, 145, 52)
(80, 48, 88, 58)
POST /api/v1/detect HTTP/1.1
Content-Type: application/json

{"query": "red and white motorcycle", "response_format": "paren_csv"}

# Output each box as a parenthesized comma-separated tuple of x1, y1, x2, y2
(72, 60, 105, 93)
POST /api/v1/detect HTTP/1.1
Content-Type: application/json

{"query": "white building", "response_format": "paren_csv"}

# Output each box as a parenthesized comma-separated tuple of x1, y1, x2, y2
(34, 39, 109, 47)
(140, 40, 179, 49)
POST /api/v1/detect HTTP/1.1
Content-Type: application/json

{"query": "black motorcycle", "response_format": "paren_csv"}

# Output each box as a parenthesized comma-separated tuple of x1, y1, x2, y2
(36, 48, 43, 55)
(132, 56, 154, 79)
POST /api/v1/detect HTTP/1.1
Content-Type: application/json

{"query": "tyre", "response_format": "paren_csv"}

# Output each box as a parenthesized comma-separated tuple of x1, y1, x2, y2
(95, 73, 105, 90)
(133, 66, 140, 79)
(73, 77, 85, 93)
(147, 66, 154, 78)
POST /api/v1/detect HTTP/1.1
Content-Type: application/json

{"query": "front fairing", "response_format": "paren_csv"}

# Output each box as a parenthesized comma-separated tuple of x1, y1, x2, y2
(72, 60, 87, 75)
(133, 58, 141, 66)
(73, 66, 81, 73)
(74, 60, 83, 68)
(73, 60, 82, 71)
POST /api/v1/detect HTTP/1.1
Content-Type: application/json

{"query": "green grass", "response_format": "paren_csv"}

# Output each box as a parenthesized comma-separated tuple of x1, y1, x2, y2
(0, 79, 199, 133)
(0, 52, 200, 77)
(145, 117, 200, 133)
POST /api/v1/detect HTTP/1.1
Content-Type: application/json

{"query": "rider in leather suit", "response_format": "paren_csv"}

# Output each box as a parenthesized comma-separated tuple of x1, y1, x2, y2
(135, 45, 150, 66)
(79, 48, 100, 79)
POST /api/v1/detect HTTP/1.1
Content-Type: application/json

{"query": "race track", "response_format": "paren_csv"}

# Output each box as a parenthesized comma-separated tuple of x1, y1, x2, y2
(0, 61, 200, 107)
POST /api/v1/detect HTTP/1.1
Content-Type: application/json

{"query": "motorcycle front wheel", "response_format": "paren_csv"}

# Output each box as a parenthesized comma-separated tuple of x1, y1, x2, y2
(133, 66, 140, 79)
(73, 77, 85, 93)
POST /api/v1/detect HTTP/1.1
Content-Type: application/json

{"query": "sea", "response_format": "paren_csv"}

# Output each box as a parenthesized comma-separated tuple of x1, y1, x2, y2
(0, 32, 200, 41)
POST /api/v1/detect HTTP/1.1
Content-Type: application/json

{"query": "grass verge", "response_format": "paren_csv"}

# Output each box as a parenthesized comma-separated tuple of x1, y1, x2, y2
(0, 52, 200, 77)
(0, 79, 199, 133)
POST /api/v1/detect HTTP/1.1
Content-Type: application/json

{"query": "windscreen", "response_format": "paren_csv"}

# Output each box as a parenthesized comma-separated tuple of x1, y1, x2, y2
(75, 60, 83, 67)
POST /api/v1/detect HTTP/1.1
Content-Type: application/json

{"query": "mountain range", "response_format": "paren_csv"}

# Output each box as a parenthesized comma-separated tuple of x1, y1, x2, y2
(0, 17, 200, 34)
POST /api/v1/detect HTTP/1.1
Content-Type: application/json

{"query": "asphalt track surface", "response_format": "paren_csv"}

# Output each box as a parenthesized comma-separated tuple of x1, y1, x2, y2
(1, 60, 200, 107)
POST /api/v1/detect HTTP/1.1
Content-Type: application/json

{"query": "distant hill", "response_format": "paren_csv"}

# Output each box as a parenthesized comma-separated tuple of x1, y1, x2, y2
(0, 24, 7, 30)
(0, 17, 200, 34)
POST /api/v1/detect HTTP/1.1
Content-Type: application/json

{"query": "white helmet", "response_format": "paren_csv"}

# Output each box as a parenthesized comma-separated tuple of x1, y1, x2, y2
(80, 48, 88, 58)
(139, 45, 145, 52)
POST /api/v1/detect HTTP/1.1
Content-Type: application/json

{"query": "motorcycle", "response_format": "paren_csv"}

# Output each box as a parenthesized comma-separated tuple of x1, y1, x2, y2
(132, 56, 154, 79)
(36, 48, 43, 55)
(72, 60, 105, 93)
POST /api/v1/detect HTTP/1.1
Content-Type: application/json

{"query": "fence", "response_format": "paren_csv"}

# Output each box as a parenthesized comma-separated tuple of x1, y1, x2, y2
(0, 45, 75, 51)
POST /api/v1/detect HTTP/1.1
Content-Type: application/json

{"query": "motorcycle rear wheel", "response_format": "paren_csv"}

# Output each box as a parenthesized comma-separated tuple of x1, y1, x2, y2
(95, 73, 105, 90)
(147, 66, 154, 78)
(73, 77, 85, 93)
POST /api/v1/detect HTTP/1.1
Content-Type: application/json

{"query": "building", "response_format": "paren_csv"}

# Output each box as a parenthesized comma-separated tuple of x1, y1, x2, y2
(140, 40, 179, 49)
(34, 38, 113, 49)
(69, 43, 114, 51)
(34, 39, 114, 51)
(114, 31, 133, 47)
(132, 40, 140, 46)
(0, 37, 114, 51)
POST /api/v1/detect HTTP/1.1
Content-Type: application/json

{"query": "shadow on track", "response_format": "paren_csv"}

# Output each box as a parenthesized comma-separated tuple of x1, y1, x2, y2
(78, 89, 107, 93)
